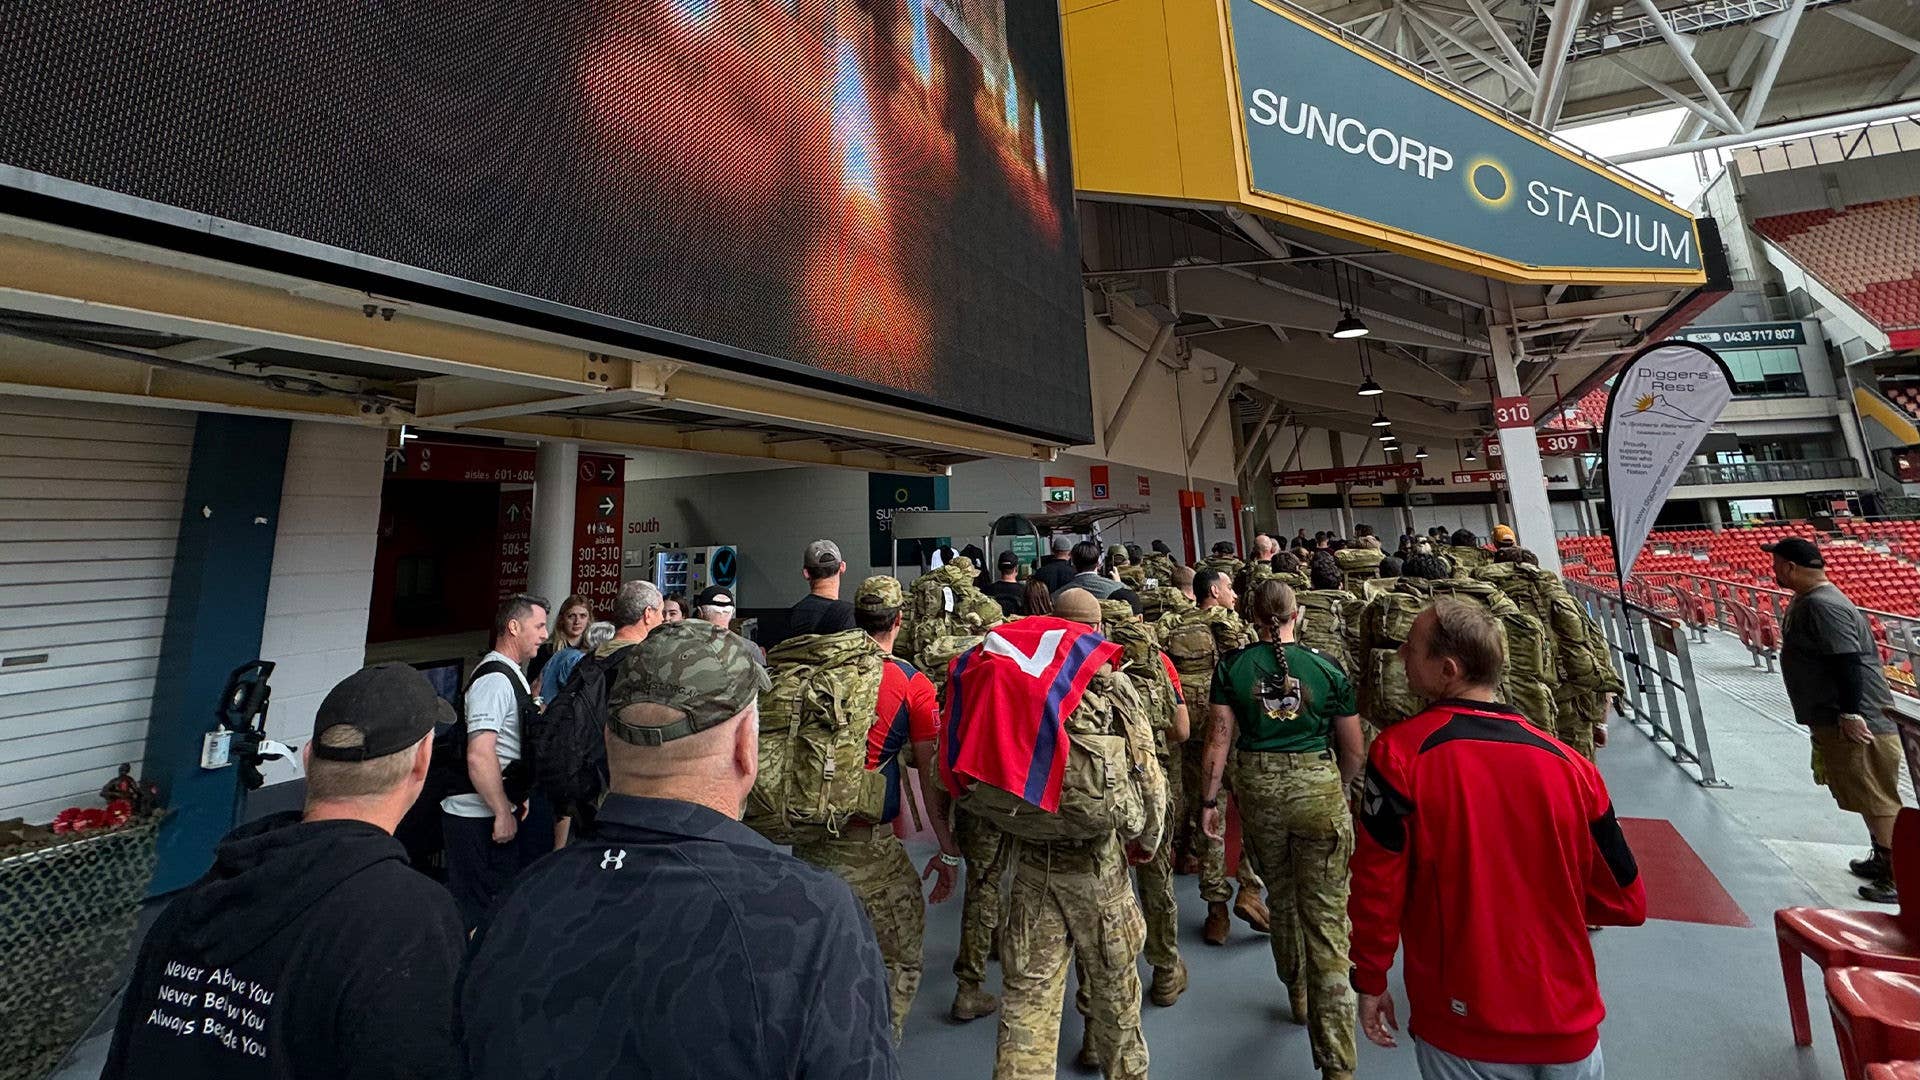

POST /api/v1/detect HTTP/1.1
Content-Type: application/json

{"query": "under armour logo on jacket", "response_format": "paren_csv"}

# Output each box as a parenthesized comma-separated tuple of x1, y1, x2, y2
(600, 849, 627, 870)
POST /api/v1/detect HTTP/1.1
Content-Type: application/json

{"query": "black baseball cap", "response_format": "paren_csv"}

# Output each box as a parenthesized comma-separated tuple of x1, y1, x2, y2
(694, 585, 737, 607)
(1761, 537, 1824, 569)
(996, 549, 1019, 571)
(310, 663, 452, 761)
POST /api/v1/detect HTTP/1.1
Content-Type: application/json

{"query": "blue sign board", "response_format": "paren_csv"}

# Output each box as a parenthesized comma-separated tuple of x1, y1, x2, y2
(1228, 0, 1700, 276)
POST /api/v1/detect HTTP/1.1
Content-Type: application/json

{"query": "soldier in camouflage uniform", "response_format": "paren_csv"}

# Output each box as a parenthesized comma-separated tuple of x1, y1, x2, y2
(1110, 545, 1147, 590)
(1446, 529, 1492, 577)
(1139, 562, 1195, 625)
(1197, 540, 1246, 585)
(996, 593, 1168, 1079)
(1201, 580, 1363, 1080)
(1481, 547, 1626, 760)
(1099, 598, 1191, 1007)
(786, 576, 954, 1043)
(1158, 568, 1268, 942)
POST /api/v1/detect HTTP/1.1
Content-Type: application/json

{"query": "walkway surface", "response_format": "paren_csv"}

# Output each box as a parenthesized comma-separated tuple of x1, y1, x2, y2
(48, 623, 1906, 1080)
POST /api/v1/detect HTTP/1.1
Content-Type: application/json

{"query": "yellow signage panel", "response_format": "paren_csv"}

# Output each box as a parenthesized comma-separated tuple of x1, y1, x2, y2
(1063, 0, 1707, 287)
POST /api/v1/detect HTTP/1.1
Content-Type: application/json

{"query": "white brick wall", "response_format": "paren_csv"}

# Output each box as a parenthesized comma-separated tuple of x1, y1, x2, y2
(255, 422, 384, 783)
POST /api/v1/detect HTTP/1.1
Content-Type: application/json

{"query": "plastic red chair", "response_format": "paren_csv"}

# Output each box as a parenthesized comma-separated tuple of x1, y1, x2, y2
(1867, 1062, 1920, 1080)
(1778, 809, 1920, 1045)
(1829, 969, 1920, 1080)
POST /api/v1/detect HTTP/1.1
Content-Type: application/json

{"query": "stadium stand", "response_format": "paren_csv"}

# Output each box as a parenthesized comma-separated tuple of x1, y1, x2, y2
(1753, 198, 1920, 334)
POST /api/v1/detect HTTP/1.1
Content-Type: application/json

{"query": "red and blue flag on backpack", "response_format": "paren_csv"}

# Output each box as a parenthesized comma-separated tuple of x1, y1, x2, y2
(941, 616, 1121, 812)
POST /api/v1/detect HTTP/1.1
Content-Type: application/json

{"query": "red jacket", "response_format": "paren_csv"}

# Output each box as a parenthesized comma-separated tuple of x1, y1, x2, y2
(1347, 699, 1647, 1065)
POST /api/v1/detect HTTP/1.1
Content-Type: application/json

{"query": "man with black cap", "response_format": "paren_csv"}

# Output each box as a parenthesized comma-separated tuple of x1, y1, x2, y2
(459, 620, 897, 1078)
(986, 549, 1028, 617)
(695, 584, 766, 664)
(1770, 535, 1908, 903)
(103, 665, 465, 1080)
(789, 538, 857, 638)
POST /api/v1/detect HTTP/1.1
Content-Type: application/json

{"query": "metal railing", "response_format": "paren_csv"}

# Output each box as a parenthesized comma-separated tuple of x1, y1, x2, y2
(1568, 581, 1725, 786)
(1674, 458, 1860, 486)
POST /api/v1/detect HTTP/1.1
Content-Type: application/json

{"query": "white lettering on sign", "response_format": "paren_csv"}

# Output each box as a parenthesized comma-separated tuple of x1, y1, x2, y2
(1246, 89, 1455, 180)
(1524, 181, 1694, 265)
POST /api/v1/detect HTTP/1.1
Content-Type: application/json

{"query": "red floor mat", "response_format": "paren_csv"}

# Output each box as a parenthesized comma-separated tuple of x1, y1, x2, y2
(1619, 817, 1752, 928)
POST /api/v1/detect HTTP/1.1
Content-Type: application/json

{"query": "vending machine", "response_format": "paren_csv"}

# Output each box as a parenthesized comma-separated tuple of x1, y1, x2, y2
(653, 545, 740, 599)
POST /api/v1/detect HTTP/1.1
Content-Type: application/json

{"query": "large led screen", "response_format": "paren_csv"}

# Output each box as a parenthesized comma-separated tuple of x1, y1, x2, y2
(0, 0, 1090, 443)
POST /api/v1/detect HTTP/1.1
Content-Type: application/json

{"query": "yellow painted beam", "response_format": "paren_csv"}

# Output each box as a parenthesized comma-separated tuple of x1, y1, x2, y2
(1855, 385, 1919, 447)
(471, 414, 950, 476)
(0, 336, 380, 424)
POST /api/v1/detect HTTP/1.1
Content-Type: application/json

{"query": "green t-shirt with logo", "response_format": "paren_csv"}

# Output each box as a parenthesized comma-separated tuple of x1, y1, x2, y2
(1210, 642, 1356, 753)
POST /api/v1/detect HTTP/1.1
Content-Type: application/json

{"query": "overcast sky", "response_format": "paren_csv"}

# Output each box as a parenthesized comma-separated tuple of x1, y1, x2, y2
(1556, 107, 1723, 207)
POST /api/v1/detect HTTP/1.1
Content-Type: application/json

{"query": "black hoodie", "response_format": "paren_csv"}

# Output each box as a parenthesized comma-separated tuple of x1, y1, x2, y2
(101, 813, 465, 1080)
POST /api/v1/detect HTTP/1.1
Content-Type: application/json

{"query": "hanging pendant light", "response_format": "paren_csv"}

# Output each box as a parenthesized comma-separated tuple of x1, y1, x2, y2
(1463, 438, 1479, 462)
(1332, 310, 1371, 339)
(1415, 445, 1430, 459)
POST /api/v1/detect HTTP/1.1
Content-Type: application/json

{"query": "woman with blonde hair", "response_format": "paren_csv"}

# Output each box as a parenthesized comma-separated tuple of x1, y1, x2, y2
(1198, 579, 1366, 1080)
(530, 594, 592, 686)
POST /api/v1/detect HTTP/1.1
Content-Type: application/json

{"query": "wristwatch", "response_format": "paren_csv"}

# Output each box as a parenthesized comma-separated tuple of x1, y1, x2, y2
(1200, 797, 1220, 809)
(938, 852, 962, 867)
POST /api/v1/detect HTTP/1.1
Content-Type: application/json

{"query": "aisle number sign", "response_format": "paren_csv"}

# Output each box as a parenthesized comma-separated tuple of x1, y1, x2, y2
(1483, 429, 1596, 457)
(573, 453, 625, 616)
(1492, 396, 1534, 429)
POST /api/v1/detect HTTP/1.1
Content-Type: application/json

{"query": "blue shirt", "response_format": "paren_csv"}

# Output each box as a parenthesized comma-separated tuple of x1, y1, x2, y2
(538, 646, 586, 703)
(457, 796, 898, 1080)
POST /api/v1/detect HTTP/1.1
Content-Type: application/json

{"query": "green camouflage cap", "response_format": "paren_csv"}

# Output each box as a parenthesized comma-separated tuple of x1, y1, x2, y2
(854, 575, 904, 611)
(1098, 599, 1136, 625)
(1107, 544, 1131, 565)
(606, 620, 770, 745)
(945, 555, 975, 576)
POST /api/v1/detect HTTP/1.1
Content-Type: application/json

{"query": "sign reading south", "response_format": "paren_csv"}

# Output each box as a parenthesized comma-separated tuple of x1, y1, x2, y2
(1229, 0, 1700, 276)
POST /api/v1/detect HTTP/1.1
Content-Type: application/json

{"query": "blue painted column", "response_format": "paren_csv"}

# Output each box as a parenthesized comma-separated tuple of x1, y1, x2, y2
(143, 414, 291, 895)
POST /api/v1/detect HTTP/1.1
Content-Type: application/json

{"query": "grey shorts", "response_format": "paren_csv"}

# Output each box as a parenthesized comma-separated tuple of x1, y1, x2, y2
(1415, 1040, 1604, 1080)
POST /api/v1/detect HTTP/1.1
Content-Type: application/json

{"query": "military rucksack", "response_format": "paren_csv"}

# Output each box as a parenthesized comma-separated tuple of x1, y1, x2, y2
(956, 667, 1161, 846)
(1357, 582, 1432, 728)
(1197, 555, 1245, 583)
(1157, 606, 1243, 706)
(920, 632, 986, 709)
(1140, 552, 1178, 590)
(1426, 577, 1558, 732)
(901, 560, 1002, 666)
(745, 630, 889, 845)
(1448, 545, 1491, 576)
(1296, 589, 1355, 672)
(1138, 586, 1192, 625)
(1100, 600, 1181, 756)
(1335, 548, 1384, 594)
(1475, 563, 1613, 696)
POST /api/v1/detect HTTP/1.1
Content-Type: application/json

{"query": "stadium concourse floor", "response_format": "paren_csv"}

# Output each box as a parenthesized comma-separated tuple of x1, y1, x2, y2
(50, 626, 1898, 1080)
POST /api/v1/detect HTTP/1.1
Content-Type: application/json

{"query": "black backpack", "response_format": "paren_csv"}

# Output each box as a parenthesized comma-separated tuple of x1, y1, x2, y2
(397, 658, 533, 877)
(532, 644, 633, 830)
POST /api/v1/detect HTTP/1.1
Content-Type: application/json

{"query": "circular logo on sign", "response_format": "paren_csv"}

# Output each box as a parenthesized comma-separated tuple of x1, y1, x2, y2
(895, 487, 911, 503)
(710, 547, 738, 587)
(1466, 158, 1513, 209)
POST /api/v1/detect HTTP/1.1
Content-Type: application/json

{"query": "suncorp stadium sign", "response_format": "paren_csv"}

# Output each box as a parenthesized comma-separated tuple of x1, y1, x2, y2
(1228, 0, 1701, 278)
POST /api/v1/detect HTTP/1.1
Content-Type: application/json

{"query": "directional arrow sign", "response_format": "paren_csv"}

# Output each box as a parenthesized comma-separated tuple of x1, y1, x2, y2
(505, 503, 524, 522)
(598, 496, 615, 516)
(599, 463, 617, 483)
(384, 448, 405, 473)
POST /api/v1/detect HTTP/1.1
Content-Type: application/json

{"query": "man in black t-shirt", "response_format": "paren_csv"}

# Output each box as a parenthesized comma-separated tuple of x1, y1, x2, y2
(1032, 535, 1077, 593)
(986, 550, 1027, 616)
(787, 538, 856, 639)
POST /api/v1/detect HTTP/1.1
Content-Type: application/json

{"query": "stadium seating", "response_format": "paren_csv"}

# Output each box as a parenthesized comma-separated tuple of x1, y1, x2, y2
(1558, 524, 1920, 616)
(1546, 385, 1609, 432)
(1754, 198, 1920, 333)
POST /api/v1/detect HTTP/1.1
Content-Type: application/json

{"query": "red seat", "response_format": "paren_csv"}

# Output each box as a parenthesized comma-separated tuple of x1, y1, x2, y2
(1868, 1063, 1920, 1080)
(1778, 809, 1920, 1045)
(1830, 969, 1920, 1080)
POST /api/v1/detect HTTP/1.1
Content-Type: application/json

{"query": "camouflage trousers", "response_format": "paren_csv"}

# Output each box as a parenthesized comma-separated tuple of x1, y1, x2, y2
(1555, 690, 1605, 761)
(997, 839, 1149, 1080)
(1230, 751, 1357, 1075)
(1134, 753, 1180, 969)
(793, 831, 924, 1043)
(952, 807, 1007, 989)
(1180, 724, 1265, 902)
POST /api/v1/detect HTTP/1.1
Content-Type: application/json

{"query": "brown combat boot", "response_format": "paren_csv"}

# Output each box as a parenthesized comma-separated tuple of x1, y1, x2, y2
(1203, 901, 1231, 945)
(1176, 851, 1200, 876)
(1150, 958, 1188, 1006)
(1077, 1030, 1101, 1070)
(1233, 887, 1271, 933)
(950, 984, 999, 1023)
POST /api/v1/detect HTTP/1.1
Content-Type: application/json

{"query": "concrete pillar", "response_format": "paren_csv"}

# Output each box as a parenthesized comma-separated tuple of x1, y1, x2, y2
(1702, 498, 1724, 529)
(530, 441, 579, 605)
(1490, 325, 1563, 574)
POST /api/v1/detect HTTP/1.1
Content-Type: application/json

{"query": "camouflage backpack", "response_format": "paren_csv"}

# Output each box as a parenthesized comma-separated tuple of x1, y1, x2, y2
(1425, 577, 1558, 733)
(1138, 586, 1193, 625)
(745, 629, 888, 845)
(920, 632, 986, 709)
(902, 558, 1003, 666)
(1197, 555, 1245, 583)
(1335, 548, 1384, 594)
(1357, 580, 1433, 728)
(1296, 589, 1355, 672)
(1447, 545, 1491, 576)
(1156, 605, 1247, 707)
(957, 665, 1163, 847)
(1100, 600, 1181, 758)
(1139, 552, 1178, 589)
(1475, 563, 1613, 695)
(1117, 563, 1147, 590)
